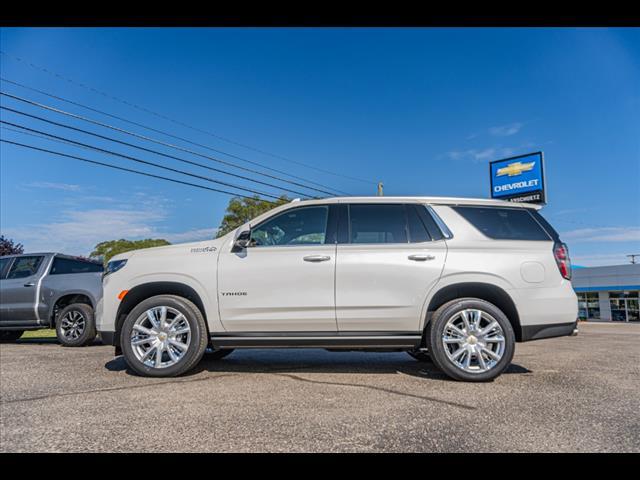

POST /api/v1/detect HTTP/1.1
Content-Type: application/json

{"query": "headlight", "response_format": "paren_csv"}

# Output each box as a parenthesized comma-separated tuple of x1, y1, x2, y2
(104, 259, 127, 277)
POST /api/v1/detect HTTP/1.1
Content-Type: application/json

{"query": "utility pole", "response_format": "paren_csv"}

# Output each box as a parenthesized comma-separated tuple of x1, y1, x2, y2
(627, 254, 640, 264)
(377, 182, 384, 196)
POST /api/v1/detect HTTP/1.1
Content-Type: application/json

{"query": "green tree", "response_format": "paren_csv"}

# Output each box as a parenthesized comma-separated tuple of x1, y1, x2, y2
(216, 195, 290, 238)
(0, 235, 24, 256)
(90, 238, 171, 264)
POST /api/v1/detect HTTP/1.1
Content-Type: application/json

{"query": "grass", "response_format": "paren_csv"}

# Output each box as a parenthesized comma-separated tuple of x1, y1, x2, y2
(20, 329, 57, 339)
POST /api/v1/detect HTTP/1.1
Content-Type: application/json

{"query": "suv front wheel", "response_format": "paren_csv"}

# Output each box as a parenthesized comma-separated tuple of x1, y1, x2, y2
(426, 298, 515, 382)
(121, 295, 208, 377)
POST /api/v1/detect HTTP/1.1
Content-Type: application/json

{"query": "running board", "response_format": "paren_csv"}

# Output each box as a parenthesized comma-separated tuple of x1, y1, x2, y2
(210, 334, 422, 349)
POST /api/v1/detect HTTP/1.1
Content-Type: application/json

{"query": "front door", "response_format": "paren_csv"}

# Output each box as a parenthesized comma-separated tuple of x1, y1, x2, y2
(335, 203, 447, 333)
(218, 204, 337, 332)
(0, 255, 45, 323)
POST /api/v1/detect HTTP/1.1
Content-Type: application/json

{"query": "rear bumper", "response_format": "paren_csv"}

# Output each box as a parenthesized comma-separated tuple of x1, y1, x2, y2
(520, 320, 578, 342)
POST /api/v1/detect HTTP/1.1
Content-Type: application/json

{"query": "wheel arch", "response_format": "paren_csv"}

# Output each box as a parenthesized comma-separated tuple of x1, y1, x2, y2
(114, 281, 209, 348)
(424, 282, 523, 342)
(49, 292, 95, 327)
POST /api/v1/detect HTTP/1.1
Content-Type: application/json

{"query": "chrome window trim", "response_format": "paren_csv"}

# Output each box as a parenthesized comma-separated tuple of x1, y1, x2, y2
(424, 204, 454, 240)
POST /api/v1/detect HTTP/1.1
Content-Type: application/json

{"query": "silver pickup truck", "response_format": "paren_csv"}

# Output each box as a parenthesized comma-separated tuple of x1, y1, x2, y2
(0, 253, 103, 346)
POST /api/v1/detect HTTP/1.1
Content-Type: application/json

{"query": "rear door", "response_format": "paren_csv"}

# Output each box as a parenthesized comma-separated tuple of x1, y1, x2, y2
(0, 255, 46, 323)
(335, 203, 447, 332)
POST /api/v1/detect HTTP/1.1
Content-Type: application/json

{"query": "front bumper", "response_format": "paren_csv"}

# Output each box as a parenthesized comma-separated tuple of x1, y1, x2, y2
(98, 330, 116, 346)
(521, 320, 578, 342)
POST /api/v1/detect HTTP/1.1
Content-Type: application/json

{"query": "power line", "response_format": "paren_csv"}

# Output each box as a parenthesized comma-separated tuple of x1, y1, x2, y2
(0, 120, 284, 201)
(0, 53, 376, 185)
(0, 139, 279, 204)
(0, 78, 348, 196)
(0, 89, 341, 197)
(1, 125, 105, 152)
(0, 105, 313, 199)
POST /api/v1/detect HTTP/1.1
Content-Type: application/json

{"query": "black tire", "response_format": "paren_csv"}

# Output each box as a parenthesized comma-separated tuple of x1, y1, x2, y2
(0, 330, 24, 343)
(407, 350, 432, 362)
(426, 298, 515, 382)
(204, 346, 234, 360)
(56, 303, 96, 347)
(121, 295, 208, 377)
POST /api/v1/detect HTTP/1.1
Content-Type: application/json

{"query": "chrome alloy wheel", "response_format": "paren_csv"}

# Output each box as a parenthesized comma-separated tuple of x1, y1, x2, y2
(130, 306, 191, 369)
(60, 310, 86, 340)
(441, 309, 505, 374)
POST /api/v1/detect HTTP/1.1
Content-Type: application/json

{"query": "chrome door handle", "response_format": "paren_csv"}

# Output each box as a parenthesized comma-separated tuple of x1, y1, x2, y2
(408, 254, 435, 261)
(303, 255, 331, 262)
(23, 282, 35, 287)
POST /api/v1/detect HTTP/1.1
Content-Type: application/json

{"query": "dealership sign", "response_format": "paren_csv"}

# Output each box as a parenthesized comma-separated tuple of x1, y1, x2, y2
(489, 151, 546, 204)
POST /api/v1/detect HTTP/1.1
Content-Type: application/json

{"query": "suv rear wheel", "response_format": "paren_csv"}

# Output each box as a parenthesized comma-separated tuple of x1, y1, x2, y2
(121, 295, 208, 377)
(426, 298, 515, 382)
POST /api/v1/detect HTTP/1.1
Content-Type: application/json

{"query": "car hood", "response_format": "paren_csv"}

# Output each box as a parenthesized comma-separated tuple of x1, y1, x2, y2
(109, 237, 228, 262)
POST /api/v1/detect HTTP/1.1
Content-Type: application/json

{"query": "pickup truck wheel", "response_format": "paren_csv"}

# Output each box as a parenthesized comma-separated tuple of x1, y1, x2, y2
(0, 330, 24, 343)
(56, 303, 97, 347)
(426, 298, 515, 382)
(121, 295, 208, 377)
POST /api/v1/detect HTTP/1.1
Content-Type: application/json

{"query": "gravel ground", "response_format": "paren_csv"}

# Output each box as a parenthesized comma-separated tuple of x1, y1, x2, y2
(1, 322, 638, 452)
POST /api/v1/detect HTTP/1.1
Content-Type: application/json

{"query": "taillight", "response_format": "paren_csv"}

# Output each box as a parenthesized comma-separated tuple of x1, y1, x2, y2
(553, 242, 572, 280)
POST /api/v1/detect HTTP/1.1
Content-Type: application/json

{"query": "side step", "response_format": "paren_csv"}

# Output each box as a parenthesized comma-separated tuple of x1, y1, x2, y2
(210, 333, 422, 349)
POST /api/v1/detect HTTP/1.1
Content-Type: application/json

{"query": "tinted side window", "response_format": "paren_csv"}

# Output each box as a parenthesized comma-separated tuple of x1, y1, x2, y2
(349, 204, 407, 244)
(415, 205, 446, 241)
(251, 206, 329, 246)
(453, 206, 551, 241)
(406, 205, 431, 243)
(6, 256, 44, 279)
(0, 257, 13, 279)
(529, 210, 560, 241)
(50, 257, 103, 275)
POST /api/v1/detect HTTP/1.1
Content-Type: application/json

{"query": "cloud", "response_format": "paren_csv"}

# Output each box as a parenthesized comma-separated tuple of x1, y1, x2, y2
(488, 122, 523, 137)
(561, 227, 640, 243)
(22, 181, 83, 192)
(445, 147, 515, 163)
(1, 208, 164, 256)
(1, 206, 217, 257)
(164, 228, 218, 243)
(572, 253, 638, 267)
(547, 208, 590, 217)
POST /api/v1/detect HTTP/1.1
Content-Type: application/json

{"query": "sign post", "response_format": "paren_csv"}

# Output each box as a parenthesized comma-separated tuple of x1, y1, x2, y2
(489, 151, 546, 204)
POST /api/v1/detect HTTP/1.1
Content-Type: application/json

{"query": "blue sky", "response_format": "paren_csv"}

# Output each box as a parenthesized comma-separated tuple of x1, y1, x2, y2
(0, 27, 638, 265)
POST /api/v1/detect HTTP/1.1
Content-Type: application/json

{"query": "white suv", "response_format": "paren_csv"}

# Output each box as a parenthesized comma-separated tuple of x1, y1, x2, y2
(96, 197, 578, 382)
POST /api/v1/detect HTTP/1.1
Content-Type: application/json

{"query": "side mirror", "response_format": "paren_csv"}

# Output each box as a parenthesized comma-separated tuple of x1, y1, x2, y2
(232, 229, 251, 252)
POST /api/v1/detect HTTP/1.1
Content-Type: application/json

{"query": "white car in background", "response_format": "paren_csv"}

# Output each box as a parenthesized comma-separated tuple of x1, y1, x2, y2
(96, 196, 578, 382)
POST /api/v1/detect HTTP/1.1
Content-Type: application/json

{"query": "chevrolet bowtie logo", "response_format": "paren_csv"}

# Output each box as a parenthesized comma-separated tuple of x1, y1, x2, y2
(496, 161, 536, 177)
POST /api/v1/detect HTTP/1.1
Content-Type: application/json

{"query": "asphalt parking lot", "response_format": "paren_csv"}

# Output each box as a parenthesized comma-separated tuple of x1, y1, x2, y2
(1, 322, 638, 452)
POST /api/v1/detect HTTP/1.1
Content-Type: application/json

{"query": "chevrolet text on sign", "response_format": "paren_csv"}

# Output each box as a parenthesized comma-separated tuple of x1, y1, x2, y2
(489, 152, 546, 204)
